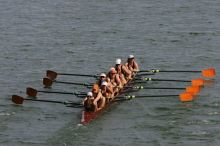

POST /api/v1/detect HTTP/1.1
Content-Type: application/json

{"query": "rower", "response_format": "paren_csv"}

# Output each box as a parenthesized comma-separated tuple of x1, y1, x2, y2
(125, 55, 139, 75)
(115, 58, 129, 85)
(107, 67, 122, 94)
(92, 84, 106, 111)
(100, 81, 113, 102)
(83, 92, 95, 112)
(97, 73, 107, 87)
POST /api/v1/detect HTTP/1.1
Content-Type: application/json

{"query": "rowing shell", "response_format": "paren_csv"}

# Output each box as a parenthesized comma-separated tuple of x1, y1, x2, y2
(80, 79, 134, 125)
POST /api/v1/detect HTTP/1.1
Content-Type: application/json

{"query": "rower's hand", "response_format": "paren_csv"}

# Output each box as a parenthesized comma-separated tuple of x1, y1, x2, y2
(118, 85, 123, 89)
(129, 67, 133, 71)
(133, 69, 139, 72)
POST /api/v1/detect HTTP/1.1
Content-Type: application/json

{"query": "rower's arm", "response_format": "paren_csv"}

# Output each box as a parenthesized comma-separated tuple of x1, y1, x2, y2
(122, 65, 132, 75)
(133, 61, 139, 72)
(93, 92, 102, 103)
(115, 74, 122, 85)
(82, 97, 88, 105)
(106, 86, 113, 94)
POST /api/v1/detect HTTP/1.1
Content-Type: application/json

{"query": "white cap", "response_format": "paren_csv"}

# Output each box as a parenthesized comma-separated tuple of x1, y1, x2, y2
(128, 55, 134, 59)
(100, 73, 106, 77)
(101, 81, 108, 86)
(87, 92, 93, 97)
(115, 58, 121, 65)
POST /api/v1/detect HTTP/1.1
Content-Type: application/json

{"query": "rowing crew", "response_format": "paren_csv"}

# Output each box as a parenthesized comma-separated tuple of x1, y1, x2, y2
(83, 55, 139, 112)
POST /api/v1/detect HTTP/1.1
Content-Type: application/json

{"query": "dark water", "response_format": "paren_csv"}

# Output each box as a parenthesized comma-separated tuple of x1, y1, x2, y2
(0, 0, 219, 146)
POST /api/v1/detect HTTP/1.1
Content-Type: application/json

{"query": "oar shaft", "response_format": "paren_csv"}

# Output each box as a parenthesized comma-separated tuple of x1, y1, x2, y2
(116, 95, 179, 101)
(24, 98, 65, 104)
(135, 77, 191, 82)
(136, 87, 185, 90)
(54, 80, 89, 86)
(66, 104, 83, 108)
(126, 86, 185, 90)
(37, 90, 73, 95)
(134, 95, 179, 98)
(136, 73, 155, 76)
(37, 90, 86, 96)
(117, 95, 179, 98)
(159, 70, 201, 73)
(58, 73, 98, 78)
(24, 98, 81, 105)
(134, 79, 190, 84)
(138, 68, 216, 78)
(140, 70, 201, 73)
(152, 79, 190, 82)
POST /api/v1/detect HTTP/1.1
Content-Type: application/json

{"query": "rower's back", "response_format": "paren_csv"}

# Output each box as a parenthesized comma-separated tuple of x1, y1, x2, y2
(84, 98, 95, 112)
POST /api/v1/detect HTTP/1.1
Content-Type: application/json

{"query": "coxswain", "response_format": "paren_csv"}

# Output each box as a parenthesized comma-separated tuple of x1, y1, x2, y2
(100, 81, 113, 102)
(125, 55, 139, 75)
(83, 92, 95, 112)
(92, 84, 106, 111)
(115, 58, 130, 85)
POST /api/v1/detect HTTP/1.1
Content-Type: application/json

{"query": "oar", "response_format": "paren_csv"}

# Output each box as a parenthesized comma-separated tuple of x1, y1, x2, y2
(11, 95, 83, 107)
(26, 87, 86, 97)
(46, 70, 99, 80)
(126, 85, 201, 95)
(46, 70, 155, 81)
(135, 77, 204, 86)
(115, 92, 194, 102)
(43, 77, 92, 88)
(139, 68, 216, 78)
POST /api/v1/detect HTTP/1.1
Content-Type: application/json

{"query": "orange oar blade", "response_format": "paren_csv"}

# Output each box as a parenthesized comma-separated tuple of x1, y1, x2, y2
(186, 86, 200, 95)
(12, 95, 24, 104)
(191, 78, 204, 86)
(179, 92, 193, 102)
(202, 68, 216, 78)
